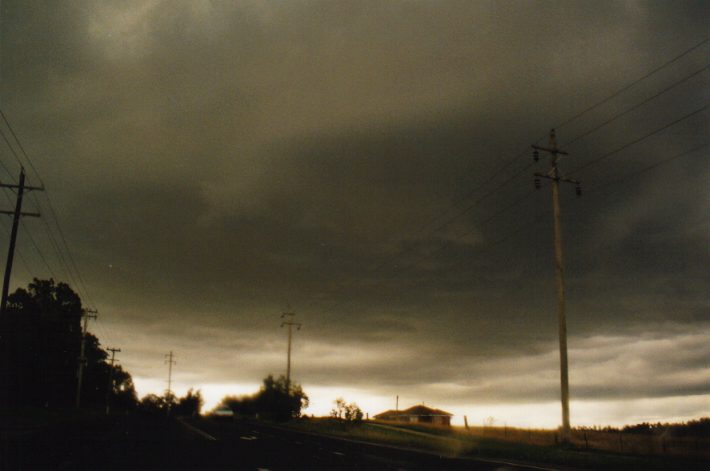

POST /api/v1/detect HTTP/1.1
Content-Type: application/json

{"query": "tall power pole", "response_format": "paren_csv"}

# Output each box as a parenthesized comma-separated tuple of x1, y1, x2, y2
(280, 311, 301, 388)
(0, 167, 43, 317)
(532, 129, 580, 443)
(165, 350, 176, 413)
(105, 347, 121, 415)
(75, 308, 98, 408)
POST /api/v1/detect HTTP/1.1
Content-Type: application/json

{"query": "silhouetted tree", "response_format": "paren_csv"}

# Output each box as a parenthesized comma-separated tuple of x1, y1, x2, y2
(331, 397, 363, 422)
(174, 388, 203, 416)
(138, 393, 168, 415)
(217, 374, 308, 422)
(139, 389, 203, 417)
(109, 364, 139, 411)
(0, 278, 137, 411)
(217, 394, 257, 417)
(255, 374, 308, 421)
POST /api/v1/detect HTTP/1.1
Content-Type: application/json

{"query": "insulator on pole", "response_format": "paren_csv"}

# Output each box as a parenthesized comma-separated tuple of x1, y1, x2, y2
(533, 149, 539, 162)
(534, 177, 541, 190)
(575, 183, 582, 197)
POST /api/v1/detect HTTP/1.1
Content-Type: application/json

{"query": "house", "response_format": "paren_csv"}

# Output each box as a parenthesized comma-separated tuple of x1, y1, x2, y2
(373, 404, 453, 426)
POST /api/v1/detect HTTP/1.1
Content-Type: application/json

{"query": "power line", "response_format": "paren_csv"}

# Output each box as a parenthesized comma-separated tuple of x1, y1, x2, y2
(305, 103, 708, 315)
(0, 109, 44, 185)
(93, 317, 118, 348)
(0, 188, 56, 279)
(310, 38, 710, 304)
(417, 51, 708, 241)
(454, 148, 710, 275)
(445, 212, 547, 274)
(309, 101, 709, 326)
(280, 311, 301, 388)
(0, 127, 23, 171)
(0, 142, 59, 282)
(568, 103, 708, 177)
(106, 347, 121, 415)
(315, 98, 707, 319)
(531, 129, 579, 443)
(17, 221, 57, 280)
(0, 108, 97, 309)
(563, 63, 709, 148)
(367, 160, 536, 277)
(29, 192, 80, 287)
(42, 192, 97, 309)
(554, 36, 709, 132)
(0, 214, 34, 279)
(394, 187, 541, 274)
(583, 143, 709, 195)
(314, 102, 708, 306)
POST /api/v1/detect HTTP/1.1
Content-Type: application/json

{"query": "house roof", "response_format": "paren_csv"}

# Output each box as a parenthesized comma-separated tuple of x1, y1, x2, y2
(374, 404, 453, 418)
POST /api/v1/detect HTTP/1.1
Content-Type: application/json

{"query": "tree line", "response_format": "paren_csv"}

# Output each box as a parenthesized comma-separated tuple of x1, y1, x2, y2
(216, 374, 309, 422)
(0, 278, 201, 416)
(1, 278, 315, 422)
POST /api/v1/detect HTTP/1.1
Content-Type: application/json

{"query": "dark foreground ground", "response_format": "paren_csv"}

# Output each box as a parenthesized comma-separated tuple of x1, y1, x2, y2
(1, 413, 707, 471)
(1, 412, 549, 471)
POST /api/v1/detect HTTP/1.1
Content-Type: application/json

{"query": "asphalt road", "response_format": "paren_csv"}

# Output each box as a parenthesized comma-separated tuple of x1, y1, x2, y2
(178, 417, 552, 471)
(2, 414, 555, 471)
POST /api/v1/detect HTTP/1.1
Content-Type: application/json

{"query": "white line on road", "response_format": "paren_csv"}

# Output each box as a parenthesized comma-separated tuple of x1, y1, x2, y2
(176, 418, 218, 441)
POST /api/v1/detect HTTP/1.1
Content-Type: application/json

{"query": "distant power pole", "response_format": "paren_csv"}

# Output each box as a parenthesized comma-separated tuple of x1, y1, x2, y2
(280, 311, 301, 388)
(75, 308, 98, 408)
(165, 351, 176, 412)
(165, 351, 176, 396)
(0, 167, 43, 317)
(105, 347, 121, 415)
(532, 129, 581, 443)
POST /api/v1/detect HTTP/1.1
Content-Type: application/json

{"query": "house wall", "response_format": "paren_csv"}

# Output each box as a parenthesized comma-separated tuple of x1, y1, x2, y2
(432, 416, 451, 426)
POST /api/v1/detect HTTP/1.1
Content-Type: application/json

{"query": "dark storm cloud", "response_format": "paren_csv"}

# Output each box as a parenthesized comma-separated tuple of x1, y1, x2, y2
(1, 0, 708, 413)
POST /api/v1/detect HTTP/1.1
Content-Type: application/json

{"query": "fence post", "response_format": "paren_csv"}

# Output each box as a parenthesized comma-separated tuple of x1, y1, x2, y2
(584, 431, 588, 449)
(619, 432, 623, 453)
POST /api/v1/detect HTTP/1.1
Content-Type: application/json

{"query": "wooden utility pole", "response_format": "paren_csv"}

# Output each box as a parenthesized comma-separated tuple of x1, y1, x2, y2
(75, 308, 98, 408)
(165, 351, 176, 397)
(164, 350, 176, 414)
(0, 167, 43, 317)
(532, 129, 580, 443)
(280, 311, 301, 388)
(105, 347, 121, 415)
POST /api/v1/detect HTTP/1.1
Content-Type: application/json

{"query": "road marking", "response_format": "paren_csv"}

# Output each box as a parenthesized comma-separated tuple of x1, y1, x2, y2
(176, 418, 217, 441)
(253, 421, 557, 470)
(333, 451, 345, 456)
(240, 435, 259, 440)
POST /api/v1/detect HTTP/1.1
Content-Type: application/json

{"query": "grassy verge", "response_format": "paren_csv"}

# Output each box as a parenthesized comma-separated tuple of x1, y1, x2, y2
(279, 418, 708, 470)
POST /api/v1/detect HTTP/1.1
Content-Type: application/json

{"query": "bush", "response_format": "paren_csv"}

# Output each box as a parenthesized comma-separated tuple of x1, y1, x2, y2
(217, 374, 309, 422)
(331, 398, 363, 422)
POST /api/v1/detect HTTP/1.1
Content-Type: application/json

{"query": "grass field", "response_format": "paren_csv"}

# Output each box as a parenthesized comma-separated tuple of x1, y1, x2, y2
(280, 418, 710, 470)
(456, 423, 710, 459)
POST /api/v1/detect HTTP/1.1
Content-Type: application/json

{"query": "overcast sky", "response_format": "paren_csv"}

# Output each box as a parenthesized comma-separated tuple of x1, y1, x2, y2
(1, 1, 708, 426)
